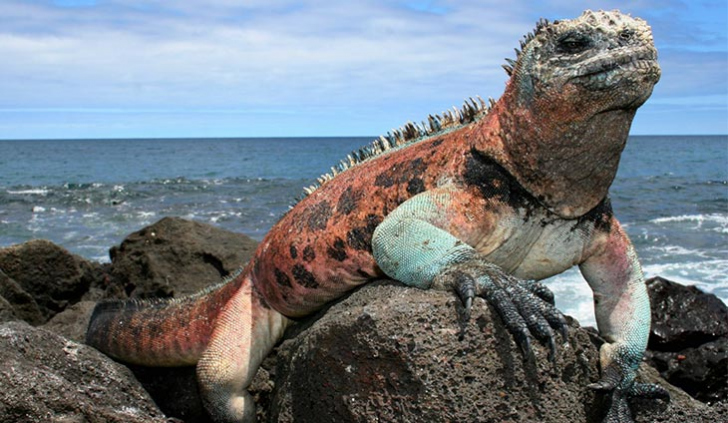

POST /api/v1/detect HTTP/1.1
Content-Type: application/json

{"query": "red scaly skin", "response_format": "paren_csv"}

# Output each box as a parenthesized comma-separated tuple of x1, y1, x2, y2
(87, 10, 662, 423)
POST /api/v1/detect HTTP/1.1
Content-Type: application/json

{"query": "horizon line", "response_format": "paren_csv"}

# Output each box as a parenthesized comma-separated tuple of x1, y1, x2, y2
(1, 134, 727, 142)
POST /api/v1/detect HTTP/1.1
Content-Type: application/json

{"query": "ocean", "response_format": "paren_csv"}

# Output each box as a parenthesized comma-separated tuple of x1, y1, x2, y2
(1, 136, 726, 326)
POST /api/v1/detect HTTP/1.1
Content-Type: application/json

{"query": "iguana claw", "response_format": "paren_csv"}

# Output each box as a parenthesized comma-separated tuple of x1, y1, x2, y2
(589, 362, 670, 423)
(435, 259, 568, 361)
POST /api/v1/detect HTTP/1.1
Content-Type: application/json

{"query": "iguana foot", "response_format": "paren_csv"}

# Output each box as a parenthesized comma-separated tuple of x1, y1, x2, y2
(588, 350, 670, 423)
(433, 257, 568, 361)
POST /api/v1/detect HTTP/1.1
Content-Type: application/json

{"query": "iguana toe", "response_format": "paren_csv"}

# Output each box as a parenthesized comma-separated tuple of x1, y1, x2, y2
(518, 279, 555, 305)
(589, 360, 669, 423)
(629, 382, 670, 400)
(441, 260, 565, 360)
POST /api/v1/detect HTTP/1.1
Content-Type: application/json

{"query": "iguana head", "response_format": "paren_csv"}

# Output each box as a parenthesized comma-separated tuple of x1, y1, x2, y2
(497, 10, 660, 218)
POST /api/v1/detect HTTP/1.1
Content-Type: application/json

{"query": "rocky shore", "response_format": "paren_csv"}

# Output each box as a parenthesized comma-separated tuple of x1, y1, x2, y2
(1, 217, 726, 422)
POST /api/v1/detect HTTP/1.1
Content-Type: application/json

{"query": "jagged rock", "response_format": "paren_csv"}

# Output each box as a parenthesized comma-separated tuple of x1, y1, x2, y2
(269, 282, 726, 423)
(107, 217, 258, 299)
(128, 365, 211, 423)
(0, 269, 44, 324)
(43, 300, 97, 343)
(0, 321, 170, 423)
(0, 240, 104, 323)
(646, 276, 728, 403)
(0, 294, 19, 322)
(648, 277, 728, 349)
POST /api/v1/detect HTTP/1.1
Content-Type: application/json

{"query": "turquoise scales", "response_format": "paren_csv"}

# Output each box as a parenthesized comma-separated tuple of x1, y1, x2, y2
(87, 10, 666, 423)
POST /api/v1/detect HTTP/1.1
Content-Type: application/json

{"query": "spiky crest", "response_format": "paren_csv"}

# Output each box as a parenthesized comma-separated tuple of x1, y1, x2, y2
(296, 96, 493, 202)
(294, 18, 558, 203)
(502, 17, 551, 76)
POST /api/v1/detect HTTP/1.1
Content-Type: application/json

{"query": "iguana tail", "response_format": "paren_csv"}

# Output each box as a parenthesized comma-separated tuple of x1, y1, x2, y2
(86, 269, 248, 366)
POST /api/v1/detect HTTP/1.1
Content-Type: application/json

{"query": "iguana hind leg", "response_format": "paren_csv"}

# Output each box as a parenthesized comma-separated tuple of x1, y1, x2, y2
(196, 275, 290, 423)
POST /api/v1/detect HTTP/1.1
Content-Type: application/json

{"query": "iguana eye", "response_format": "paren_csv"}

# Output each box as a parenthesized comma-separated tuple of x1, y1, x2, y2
(557, 32, 591, 54)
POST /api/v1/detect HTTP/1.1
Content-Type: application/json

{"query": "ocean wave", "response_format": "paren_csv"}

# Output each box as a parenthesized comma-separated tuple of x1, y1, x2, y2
(543, 268, 596, 327)
(643, 258, 728, 285)
(651, 213, 727, 224)
(7, 188, 50, 195)
(650, 213, 728, 234)
(542, 256, 728, 328)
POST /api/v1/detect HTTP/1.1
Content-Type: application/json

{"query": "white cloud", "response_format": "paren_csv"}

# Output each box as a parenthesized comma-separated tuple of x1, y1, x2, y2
(0, 0, 725, 137)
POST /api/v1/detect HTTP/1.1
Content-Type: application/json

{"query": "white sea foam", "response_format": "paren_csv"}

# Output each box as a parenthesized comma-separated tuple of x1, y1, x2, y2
(645, 244, 718, 260)
(543, 257, 728, 329)
(643, 260, 728, 299)
(8, 188, 49, 195)
(651, 213, 728, 233)
(543, 268, 597, 327)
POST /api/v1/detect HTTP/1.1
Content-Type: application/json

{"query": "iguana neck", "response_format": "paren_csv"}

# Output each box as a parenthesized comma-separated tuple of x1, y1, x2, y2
(481, 81, 635, 218)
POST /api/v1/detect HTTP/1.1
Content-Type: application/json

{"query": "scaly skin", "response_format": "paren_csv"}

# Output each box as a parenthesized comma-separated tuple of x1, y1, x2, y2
(87, 10, 664, 423)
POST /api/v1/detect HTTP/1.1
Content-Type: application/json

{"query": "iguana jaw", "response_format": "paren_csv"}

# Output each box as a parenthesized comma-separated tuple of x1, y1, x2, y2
(491, 10, 660, 219)
(570, 46, 659, 92)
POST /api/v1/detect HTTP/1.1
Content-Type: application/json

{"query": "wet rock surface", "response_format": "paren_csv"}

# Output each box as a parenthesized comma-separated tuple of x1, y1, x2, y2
(645, 276, 728, 404)
(0, 218, 726, 422)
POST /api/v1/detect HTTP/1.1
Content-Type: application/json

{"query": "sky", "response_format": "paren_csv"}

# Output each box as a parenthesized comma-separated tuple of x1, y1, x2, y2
(0, 0, 726, 139)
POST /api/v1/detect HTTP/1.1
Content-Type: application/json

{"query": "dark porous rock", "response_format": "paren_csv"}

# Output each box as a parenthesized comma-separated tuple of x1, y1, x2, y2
(648, 277, 728, 349)
(0, 294, 19, 322)
(646, 276, 728, 403)
(270, 282, 722, 423)
(107, 217, 258, 299)
(43, 300, 98, 343)
(0, 321, 170, 423)
(128, 365, 211, 423)
(0, 269, 44, 324)
(0, 240, 105, 323)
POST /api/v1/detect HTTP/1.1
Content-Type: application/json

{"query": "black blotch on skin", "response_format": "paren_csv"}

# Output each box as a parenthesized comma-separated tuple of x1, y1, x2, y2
(292, 264, 319, 289)
(374, 158, 427, 189)
(430, 138, 444, 148)
(337, 186, 362, 215)
(303, 245, 316, 262)
(305, 200, 332, 231)
(289, 245, 298, 259)
(357, 269, 373, 278)
(275, 268, 292, 288)
(463, 148, 534, 211)
(406, 177, 425, 195)
(327, 237, 348, 261)
(347, 214, 383, 251)
(577, 197, 613, 233)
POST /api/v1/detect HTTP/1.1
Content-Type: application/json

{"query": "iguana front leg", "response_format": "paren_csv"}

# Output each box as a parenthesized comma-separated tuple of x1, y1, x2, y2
(580, 218, 668, 422)
(371, 189, 567, 358)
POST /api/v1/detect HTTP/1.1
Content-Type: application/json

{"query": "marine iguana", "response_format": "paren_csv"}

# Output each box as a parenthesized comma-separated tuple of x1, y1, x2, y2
(87, 9, 665, 423)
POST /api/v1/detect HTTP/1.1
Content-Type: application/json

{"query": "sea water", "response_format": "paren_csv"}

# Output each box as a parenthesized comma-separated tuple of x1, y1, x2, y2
(1, 136, 726, 326)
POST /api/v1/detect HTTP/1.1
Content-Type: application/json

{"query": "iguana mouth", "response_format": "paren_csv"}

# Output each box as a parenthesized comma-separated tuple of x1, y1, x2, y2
(572, 47, 659, 89)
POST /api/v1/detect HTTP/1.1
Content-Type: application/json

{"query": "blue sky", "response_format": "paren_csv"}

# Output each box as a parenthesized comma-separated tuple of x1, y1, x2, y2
(0, 0, 726, 139)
